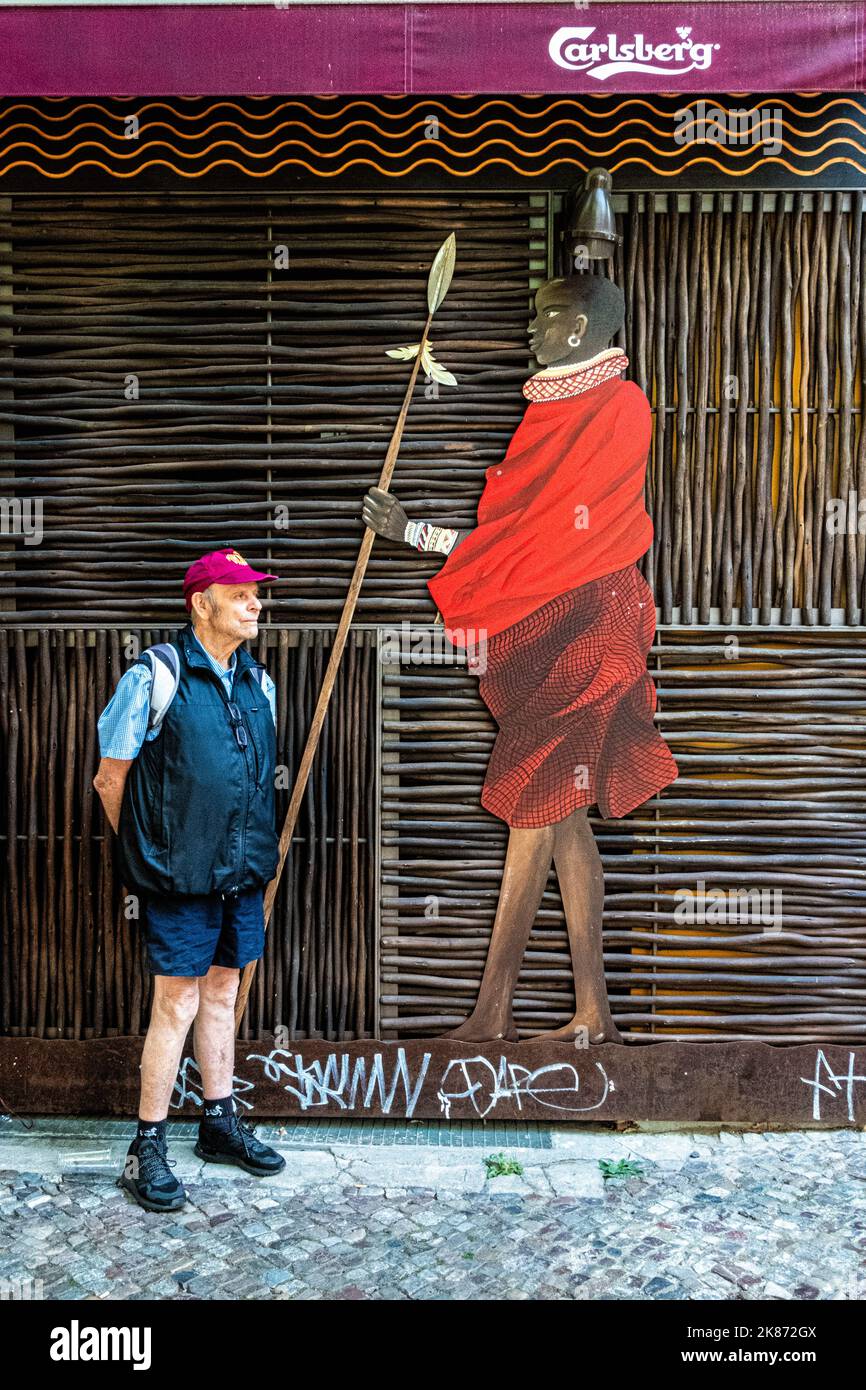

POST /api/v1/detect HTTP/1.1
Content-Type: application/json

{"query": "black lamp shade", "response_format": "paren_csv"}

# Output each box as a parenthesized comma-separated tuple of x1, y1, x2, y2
(569, 167, 619, 262)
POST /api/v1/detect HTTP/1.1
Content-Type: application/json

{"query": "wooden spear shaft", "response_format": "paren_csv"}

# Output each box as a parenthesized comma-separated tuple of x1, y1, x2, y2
(234, 309, 434, 1031)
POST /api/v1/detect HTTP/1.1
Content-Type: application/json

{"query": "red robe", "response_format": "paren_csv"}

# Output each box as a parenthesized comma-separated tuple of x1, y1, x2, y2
(425, 374, 678, 824)
(427, 376, 653, 645)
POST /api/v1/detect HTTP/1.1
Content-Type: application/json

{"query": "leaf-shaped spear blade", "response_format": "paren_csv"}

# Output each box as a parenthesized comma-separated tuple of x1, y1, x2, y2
(427, 232, 456, 314)
(234, 232, 458, 1032)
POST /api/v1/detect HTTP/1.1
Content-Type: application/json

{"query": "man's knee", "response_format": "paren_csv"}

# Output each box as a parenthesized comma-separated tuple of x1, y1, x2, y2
(198, 965, 241, 1009)
(152, 977, 201, 1029)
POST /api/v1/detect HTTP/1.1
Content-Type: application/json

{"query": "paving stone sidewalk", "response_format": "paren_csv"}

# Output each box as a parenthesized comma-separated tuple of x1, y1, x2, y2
(0, 1120, 864, 1300)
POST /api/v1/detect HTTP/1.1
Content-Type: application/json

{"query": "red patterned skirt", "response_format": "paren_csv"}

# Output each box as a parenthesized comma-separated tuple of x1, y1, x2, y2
(472, 563, 679, 827)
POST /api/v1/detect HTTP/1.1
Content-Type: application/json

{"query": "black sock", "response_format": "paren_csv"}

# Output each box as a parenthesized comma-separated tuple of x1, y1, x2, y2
(136, 1117, 167, 1146)
(202, 1094, 236, 1126)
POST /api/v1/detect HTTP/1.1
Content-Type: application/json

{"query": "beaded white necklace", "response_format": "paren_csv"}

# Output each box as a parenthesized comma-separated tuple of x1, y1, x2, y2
(523, 347, 629, 403)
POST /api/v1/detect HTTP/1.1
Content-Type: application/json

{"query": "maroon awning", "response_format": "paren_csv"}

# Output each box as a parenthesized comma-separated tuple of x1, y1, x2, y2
(0, 3, 862, 95)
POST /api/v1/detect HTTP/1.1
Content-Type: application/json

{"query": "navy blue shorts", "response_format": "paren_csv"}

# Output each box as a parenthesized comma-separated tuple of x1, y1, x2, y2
(140, 887, 266, 977)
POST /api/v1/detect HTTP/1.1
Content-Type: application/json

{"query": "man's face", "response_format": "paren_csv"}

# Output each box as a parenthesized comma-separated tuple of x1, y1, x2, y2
(528, 283, 588, 367)
(207, 583, 263, 641)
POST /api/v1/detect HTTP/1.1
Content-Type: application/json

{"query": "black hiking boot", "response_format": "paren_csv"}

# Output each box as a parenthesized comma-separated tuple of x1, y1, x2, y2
(194, 1112, 286, 1176)
(116, 1134, 187, 1213)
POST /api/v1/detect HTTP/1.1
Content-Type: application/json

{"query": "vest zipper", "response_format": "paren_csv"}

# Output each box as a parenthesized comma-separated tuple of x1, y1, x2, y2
(197, 656, 253, 893)
(240, 724, 250, 888)
(236, 682, 251, 890)
(245, 708, 261, 790)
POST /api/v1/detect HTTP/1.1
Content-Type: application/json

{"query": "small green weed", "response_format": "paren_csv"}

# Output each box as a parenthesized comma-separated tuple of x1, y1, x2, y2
(598, 1157, 645, 1180)
(483, 1151, 524, 1179)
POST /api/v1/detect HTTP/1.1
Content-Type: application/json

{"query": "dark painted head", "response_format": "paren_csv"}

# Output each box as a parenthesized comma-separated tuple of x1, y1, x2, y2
(528, 274, 625, 368)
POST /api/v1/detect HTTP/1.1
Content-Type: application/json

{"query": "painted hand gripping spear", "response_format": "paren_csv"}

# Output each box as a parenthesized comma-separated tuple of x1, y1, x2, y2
(234, 233, 457, 1031)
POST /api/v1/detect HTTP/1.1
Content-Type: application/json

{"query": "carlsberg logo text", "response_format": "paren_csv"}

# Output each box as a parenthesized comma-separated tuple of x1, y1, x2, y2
(549, 26, 718, 81)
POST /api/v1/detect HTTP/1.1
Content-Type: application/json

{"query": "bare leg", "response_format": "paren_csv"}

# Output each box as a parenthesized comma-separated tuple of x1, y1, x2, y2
(194, 966, 241, 1099)
(138, 976, 201, 1120)
(439, 823, 555, 1042)
(524, 807, 623, 1045)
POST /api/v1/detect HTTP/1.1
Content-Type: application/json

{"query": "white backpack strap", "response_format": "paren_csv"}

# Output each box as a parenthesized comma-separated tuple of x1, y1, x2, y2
(140, 643, 180, 733)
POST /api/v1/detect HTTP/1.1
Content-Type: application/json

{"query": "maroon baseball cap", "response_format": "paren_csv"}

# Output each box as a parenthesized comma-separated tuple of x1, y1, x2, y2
(183, 546, 279, 612)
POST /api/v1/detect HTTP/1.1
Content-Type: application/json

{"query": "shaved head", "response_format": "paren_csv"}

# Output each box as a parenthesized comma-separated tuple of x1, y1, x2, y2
(528, 274, 625, 367)
(543, 275, 625, 344)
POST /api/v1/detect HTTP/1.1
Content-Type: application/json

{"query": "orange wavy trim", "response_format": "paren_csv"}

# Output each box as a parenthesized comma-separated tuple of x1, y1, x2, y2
(1, 151, 864, 180)
(1, 130, 863, 171)
(1, 110, 860, 151)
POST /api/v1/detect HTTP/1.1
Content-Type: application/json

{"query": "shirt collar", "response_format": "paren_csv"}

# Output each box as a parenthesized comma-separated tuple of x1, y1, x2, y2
(190, 626, 236, 674)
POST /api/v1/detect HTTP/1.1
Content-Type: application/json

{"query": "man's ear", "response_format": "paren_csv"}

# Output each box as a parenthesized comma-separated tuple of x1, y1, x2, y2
(574, 312, 589, 339)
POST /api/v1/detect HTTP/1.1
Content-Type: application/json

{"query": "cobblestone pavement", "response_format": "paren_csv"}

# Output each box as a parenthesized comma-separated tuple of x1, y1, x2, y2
(0, 1123, 864, 1300)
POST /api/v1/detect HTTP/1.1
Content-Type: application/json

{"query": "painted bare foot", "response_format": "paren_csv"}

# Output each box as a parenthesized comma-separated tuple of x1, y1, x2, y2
(439, 1015, 519, 1043)
(522, 1015, 624, 1045)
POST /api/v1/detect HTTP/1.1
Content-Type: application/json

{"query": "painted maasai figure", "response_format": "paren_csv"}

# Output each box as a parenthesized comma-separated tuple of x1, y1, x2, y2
(363, 274, 678, 1045)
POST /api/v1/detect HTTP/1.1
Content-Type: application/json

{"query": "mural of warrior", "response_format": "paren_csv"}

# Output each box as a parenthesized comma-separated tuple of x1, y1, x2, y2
(362, 269, 679, 1045)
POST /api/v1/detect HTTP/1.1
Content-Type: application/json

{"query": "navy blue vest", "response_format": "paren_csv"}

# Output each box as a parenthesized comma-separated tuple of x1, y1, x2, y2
(117, 623, 279, 897)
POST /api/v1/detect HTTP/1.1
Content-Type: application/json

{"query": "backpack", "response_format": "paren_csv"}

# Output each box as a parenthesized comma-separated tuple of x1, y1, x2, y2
(140, 642, 267, 735)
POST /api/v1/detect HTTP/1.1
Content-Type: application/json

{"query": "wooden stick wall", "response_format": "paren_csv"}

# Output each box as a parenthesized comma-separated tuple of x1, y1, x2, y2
(0, 193, 536, 624)
(3, 622, 863, 1044)
(610, 191, 866, 625)
(1, 191, 865, 1049)
(0, 191, 537, 1043)
(3, 192, 865, 627)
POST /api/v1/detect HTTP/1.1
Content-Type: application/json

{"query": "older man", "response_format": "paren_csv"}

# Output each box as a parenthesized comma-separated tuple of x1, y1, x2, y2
(93, 546, 286, 1212)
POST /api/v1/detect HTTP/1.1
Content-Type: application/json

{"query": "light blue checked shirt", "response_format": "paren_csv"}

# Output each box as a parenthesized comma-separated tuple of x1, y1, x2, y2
(97, 629, 277, 760)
